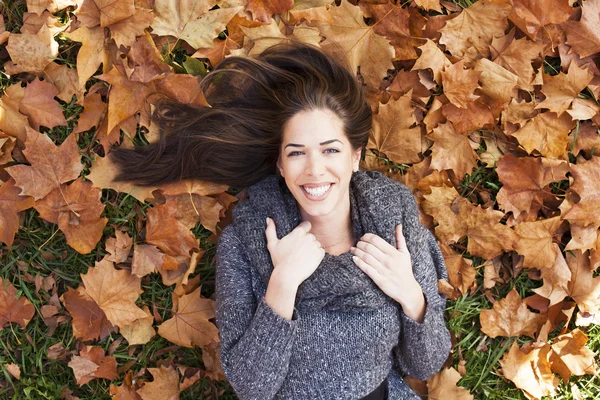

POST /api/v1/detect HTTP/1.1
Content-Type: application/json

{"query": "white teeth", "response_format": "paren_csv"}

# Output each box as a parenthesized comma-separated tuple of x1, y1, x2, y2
(302, 184, 331, 197)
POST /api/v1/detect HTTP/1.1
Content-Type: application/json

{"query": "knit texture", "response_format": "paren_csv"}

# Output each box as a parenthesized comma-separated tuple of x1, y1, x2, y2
(215, 170, 452, 399)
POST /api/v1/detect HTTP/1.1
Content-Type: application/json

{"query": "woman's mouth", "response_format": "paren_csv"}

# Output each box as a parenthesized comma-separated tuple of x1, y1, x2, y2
(301, 184, 333, 201)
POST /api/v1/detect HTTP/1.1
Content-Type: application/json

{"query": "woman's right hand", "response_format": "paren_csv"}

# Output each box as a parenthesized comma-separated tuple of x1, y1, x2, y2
(265, 217, 325, 287)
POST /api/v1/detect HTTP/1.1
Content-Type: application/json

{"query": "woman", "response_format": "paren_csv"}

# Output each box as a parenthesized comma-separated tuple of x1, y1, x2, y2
(111, 41, 452, 399)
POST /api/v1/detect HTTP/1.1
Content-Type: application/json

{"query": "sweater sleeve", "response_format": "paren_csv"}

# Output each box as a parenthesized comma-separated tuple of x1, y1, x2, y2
(215, 224, 300, 400)
(392, 187, 452, 381)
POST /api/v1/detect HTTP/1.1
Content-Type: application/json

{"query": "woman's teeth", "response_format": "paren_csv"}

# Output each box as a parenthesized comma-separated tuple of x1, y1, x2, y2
(302, 184, 332, 197)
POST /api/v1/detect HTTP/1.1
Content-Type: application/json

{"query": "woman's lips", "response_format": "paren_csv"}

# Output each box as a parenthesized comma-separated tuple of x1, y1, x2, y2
(301, 183, 333, 201)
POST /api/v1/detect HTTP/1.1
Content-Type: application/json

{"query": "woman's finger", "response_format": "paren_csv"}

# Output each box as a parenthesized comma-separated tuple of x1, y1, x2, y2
(395, 224, 408, 253)
(360, 233, 397, 255)
(351, 246, 384, 271)
(354, 240, 386, 264)
(352, 255, 382, 284)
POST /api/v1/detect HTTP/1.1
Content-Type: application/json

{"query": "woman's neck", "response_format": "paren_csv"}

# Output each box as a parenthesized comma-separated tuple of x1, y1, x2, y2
(299, 198, 354, 251)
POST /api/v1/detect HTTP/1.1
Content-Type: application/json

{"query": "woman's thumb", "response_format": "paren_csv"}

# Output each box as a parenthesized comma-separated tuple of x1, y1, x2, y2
(265, 217, 278, 247)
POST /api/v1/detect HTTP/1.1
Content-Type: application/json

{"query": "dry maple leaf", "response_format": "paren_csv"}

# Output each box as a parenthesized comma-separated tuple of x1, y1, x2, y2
(441, 60, 481, 109)
(368, 90, 422, 164)
(473, 58, 518, 111)
(561, 156, 600, 229)
(80, 258, 148, 328)
(512, 111, 575, 159)
(316, 0, 395, 92)
(480, 288, 546, 338)
(441, 101, 495, 135)
(19, 78, 67, 130)
(0, 84, 30, 141)
(411, 39, 452, 84)
(439, 242, 476, 296)
(427, 367, 474, 400)
(246, 0, 294, 23)
(5, 128, 83, 201)
(426, 123, 479, 180)
(132, 244, 164, 278)
(35, 177, 108, 254)
(136, 365, 180, 400)
(0, 278, 35, 329)
(565, 223, 598, 251)
(151, 0, 244, 49)
(68, 345, 117, 386)
(421, 185, 468, 243)
(549, 328, 597, 382)
(72, 92, 107, 134)
(145, 198, 201, 258)
(128, 32, 173, 83)
(5, 24, 58, 74)
(496, 154, 569, 218)
(26, 0, 78, 14)
(535, 63, 594, 116)
(492, 35, 545, 91)
(0, 178, 35, 248)
(110, 370, 142, 399)
(532, 251, 571, 307)
(565, 250, 600, 315)
(438, 0, 512, 59)
(157, 286, 219, 348)
(120, 305, 155, 346)
(499, 341, 559, 399)
(65, 26, 111, 89)
(43, 62, 84, 103)
(513, 217, 562, 270)
(105, 229, 133, 263)
(61, 286, 116, 341)
(508, 0, 572, 41)
(564, 0, 600, 58)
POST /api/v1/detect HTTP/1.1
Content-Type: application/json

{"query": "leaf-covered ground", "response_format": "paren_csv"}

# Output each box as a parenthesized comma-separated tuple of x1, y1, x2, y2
(1, 0, 600, 399)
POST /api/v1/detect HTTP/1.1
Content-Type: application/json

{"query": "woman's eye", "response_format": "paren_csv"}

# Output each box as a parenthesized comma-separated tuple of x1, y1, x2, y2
(288, 149, 339, 157)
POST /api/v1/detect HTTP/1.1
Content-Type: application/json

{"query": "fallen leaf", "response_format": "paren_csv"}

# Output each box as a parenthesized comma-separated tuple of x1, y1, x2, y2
(136, 365, 180, 400)
(0, 278, 35, 329)
(480, 288, 546, 338)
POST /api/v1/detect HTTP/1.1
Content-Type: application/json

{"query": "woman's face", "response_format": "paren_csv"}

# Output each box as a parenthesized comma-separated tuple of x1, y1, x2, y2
(277, 108, 362, 219)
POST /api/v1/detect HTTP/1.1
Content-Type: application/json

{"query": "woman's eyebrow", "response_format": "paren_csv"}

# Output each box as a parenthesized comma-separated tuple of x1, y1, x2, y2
(284, 139, 343, 149)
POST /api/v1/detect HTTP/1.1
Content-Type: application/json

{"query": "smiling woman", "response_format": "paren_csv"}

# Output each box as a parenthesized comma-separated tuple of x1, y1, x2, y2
(109, 40, 452, 400)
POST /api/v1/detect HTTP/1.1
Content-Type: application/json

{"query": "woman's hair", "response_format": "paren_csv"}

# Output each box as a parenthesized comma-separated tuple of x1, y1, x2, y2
(109, 40, 373, 189)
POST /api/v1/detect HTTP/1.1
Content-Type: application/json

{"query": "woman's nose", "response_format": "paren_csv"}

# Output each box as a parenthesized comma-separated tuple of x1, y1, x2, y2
(306, 155, 325, 176)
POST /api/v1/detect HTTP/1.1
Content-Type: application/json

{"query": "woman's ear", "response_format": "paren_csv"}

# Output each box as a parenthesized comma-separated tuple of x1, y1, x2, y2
(276, 154, 284, 177)
(353, 146, 362, 171)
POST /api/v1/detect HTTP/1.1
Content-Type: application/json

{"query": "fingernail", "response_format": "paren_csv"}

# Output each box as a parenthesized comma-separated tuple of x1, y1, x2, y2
(266, 217, 270, 224)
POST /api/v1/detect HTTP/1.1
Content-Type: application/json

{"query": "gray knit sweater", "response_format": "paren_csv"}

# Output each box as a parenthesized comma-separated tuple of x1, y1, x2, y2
(215, 171, 452, 399)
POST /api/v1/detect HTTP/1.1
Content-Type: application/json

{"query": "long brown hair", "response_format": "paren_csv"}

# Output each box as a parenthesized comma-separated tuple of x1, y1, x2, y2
(109, 40, 373, 189)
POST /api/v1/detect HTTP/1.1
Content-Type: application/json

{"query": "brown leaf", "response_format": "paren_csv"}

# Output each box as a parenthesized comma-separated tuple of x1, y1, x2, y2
(441, 60, 481, 109)
(492, 36, 545, 91)
(513, 217, 562, 270)
(532, 252, 571, 307)
(549, 328, 597, 382)
(499, 341, 559, 399)
(562, 156, 600, 228)
(145, 198, 200, 257)
(157, 286, 219, 348)
(316, 0, 395, 92)
(132, 244, 163, 278)
(80, 258, 147, 328)
(0, 278, 35, 329)
(411, 39, 452, 84)
(536, 63, 594, 116)
(120, 306, 155, 346)
(246, 0, 294, 23)
(136, 365, 180, 400)
(65, 26, 110, 89)
(43, 62, 84, 103)
(110, 370, 143, 399)
(564, 0, 600, 58)
(0, 178, 35, 248)
(72, 92, 106, 134)
(5, 128, 83, 201)
(5, 24, 58, 74)
(439, 242, 476, 296)
(566, 250, 600, 314)
(368, 91, 422, 164)
(496, 154, 569, 218)
(128, 31, 172, 83)
(509, 0, 572, 40)
(105, 230, 133, 263)
(35, 178, 108, 254)
(61, 286, 116, 341)
(427, 367, 473, 400)
(512, 111, 575, 158)
(68, 345, 117, 386)
(0, 84, 30, 141)
(151, 0, 244, 49)
(480, 288, 546, 338)
(427, 123, 478, 180)
(439, 0, 512, 59)
(110, 6, 155, 49)
(4, 363, 21, 380)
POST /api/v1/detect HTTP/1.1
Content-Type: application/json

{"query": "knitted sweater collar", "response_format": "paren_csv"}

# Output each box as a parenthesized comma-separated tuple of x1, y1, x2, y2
(232, 170, 402, 312)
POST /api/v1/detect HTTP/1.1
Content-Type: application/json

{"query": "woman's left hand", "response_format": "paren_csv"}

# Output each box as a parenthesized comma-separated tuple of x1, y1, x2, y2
(350, 224, 423, 306)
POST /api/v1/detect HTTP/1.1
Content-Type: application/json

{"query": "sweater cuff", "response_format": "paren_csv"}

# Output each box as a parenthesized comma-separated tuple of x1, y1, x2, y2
(400, 291, 433, 330)
(252, 296, 300, 339)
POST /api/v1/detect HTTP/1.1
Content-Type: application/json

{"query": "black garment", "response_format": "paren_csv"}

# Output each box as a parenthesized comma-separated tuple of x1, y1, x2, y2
(360, 378, 388, 400)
